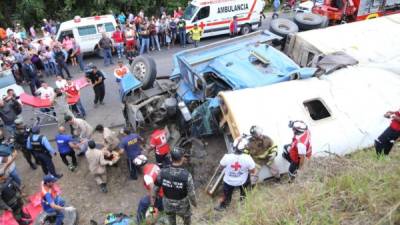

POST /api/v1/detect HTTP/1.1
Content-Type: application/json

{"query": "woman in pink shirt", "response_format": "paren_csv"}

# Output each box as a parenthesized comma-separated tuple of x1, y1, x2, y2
(62, 36, 77, 66)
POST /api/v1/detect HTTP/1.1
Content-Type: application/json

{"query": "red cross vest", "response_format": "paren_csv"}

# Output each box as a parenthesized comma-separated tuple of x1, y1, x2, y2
(289, 130, 312, 164)
(143, 163, 163, 197)
(150, 129, 170, 156)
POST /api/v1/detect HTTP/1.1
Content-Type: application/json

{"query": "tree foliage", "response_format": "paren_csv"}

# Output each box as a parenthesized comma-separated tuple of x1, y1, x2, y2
(0, 0, 188, 28)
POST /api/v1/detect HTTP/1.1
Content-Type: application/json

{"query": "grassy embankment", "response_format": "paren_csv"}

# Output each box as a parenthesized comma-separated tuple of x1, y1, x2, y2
(196, 146, 400, 225)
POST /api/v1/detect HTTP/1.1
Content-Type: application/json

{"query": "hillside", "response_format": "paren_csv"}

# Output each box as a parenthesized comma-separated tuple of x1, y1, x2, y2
(195, 145, 400, 225)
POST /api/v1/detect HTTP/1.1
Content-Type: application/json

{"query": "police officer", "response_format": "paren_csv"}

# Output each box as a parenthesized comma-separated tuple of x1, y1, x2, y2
(153, 148, 197, 225)
(13, 118, 38, 170)
(246, 125, 280, 181)
(26, 126, 63, 178)
(0, 174, 32, 225)
(118, 127, 144, 180)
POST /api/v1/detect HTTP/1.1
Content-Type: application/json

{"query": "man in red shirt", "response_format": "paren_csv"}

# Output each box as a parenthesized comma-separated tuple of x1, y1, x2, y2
(135, 156, 164, 224)
(375, 109, 400, 156)
(282, 120, 312, 181)
(64, 78, 86, 118)
(148, 128, 171, 168)
(112, 26, 124, 59)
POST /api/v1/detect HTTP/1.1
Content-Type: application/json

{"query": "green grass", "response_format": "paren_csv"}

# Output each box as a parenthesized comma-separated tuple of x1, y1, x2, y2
(199, 146, 400, 225)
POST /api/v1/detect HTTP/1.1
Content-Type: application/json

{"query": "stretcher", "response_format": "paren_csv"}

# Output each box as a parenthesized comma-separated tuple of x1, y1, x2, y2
(19, 77, 89, 127)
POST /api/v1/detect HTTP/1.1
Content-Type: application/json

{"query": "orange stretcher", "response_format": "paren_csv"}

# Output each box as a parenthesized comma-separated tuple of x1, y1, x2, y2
(19, 77, 89, 126)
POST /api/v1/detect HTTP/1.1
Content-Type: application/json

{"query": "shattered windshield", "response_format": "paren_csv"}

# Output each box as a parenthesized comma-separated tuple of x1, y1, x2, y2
(183, 4, 198, 20)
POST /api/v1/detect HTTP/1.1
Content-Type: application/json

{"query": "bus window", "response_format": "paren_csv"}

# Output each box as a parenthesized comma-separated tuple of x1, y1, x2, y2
(77, 25, 96, 36)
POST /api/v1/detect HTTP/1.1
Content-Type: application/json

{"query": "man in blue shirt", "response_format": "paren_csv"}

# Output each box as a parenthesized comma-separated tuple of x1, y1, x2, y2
(55, 126, 79, 172)
(118, 127, 143, 180)
(27, 126, 63, 178)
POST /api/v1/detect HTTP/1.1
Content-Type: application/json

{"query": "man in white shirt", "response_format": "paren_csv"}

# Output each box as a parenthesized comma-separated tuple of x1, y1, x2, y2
(215, 137, 256, 211)
(55, 75, 67, 90)
(35, 81, 55, 101)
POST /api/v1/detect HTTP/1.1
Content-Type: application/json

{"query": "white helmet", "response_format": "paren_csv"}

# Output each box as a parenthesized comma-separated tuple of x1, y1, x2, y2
(232, 137, 248, 153)
(133, 155, 148, 166)
(289, 120, 308, 134)
(250, 125, 263, 137)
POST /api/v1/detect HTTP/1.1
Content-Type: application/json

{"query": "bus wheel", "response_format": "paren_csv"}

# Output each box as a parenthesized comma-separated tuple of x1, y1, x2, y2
(186, 33, 194, 44)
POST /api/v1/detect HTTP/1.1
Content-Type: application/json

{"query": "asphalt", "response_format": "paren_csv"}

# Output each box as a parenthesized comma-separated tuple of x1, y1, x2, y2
(19, 13, 292, 140)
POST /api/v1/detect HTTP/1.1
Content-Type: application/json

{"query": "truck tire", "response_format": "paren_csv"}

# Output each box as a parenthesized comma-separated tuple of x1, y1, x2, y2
(269, 18, 299, 37)
(131, 56, 157, 90)
(186, 33, 194, 44)
(240, 24, 251, 35)
(294, 13, 324, 31)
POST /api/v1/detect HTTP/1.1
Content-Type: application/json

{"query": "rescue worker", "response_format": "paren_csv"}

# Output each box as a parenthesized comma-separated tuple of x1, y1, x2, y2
(64, 115, 93, 156)
(282, 120, 312, 181)
(189, 24, 203, 48)
(118, 127, 144, 180)
(135, 155, 164, 224)
(215, 137, 256, 211)
(375, 109, 400, 156)
(113, 60, 130, 82)
(13, 118, 38, 170)
(246, 125, 280, 181)
(93, 124, 120, 152)
(55, 126, 79, 171)
(124, 25, 136, 51)
(26, 126, 63, 178)
(85, 141, 113, 193)
(153, 148, 197, 225)
(0, 174, 32, 225)
(52, 87, 74, 125)
(148, 128, 171, 168)
(41, 175, 74, 225)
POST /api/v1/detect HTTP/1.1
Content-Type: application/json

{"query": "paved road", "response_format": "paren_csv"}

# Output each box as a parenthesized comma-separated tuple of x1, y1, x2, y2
(21, 14, 289, 138)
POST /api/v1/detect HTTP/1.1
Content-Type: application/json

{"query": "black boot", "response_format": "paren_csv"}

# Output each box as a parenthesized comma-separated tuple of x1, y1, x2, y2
(100, 183, 108, 193)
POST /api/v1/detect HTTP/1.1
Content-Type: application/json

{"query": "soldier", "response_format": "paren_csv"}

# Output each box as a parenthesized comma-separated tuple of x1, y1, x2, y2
(152, 148, 197, 225)
(0, 174, 32, 225)
(13, 118, 38, 170)
(246, 125, 280, 181)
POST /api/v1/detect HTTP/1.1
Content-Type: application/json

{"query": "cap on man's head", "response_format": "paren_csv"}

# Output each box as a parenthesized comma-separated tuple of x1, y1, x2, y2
(43, 174, 58, 184)
(88, 140, 96, 149)
(14, 118, 24, 125)
(170, 147, 183, 161)
(31, 126, 40, 134)
(64, 115, 73, 122)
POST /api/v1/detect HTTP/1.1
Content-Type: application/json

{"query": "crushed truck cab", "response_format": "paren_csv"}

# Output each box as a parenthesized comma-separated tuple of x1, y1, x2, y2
(120, 30, 317, 135)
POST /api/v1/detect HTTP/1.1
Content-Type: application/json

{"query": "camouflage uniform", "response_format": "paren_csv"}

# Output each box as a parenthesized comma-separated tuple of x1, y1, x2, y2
(246, 135, 280, 178)
(153, 165, 197, 225)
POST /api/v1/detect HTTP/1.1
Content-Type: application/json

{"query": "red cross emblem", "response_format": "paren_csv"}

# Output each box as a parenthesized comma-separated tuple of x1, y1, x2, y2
(199, 21, 206, 29)
(231, 162, 241, 171)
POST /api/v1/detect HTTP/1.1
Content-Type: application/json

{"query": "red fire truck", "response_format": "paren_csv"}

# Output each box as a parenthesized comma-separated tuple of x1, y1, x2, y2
(312, 0, 400, 23)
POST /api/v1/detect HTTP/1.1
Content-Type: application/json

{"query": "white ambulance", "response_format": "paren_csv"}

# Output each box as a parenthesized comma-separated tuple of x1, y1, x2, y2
(183, 0, 265, 42)
(55, 15, 117, 56)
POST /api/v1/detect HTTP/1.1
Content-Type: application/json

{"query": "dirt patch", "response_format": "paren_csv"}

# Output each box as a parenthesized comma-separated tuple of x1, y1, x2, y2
(14, 131, 226, 224)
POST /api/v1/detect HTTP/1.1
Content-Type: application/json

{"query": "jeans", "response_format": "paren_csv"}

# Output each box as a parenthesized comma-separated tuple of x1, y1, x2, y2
(136, 195, 164, 225)
(127, 157, 138, 180)
(43, 62, 51, 76)
(103, 48, 114, 66)
(49, 62, 57, 75)
(9, 167, 22, 187)
(155, 154, 171, 168)
(219, 181, 250, 208)
(29, 78, 41, 95)
(150, 35, 161, 51)
(115, 43, 124, 58)
(179, 30, 186, 47)
(93, 84, 105, 104)
(194, 40, 199, 48)
(46, 196, 65, 225)
(57, 61, 71, 78)
(71, 99, 86, 117)
(76, 54, 85, 71)
(140, 38, 150, 54)
(375, 127, 400, 156)
(4, 124, 16, 137)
